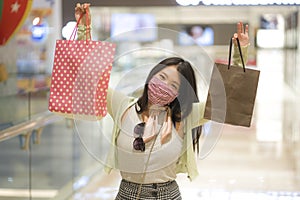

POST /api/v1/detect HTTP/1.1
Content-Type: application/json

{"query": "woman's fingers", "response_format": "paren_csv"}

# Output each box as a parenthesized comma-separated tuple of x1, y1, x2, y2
(83, 3, 90, 9)
(244, 24, 249, 36)
(75, 3, 90, 14)
(233, 22, 250, 46)
(74, 3, 91, 25)
(237, 22, 243, 34)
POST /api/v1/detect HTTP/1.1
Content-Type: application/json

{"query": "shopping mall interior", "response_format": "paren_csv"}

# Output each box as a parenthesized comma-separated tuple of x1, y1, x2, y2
(0, 0, 299, 199)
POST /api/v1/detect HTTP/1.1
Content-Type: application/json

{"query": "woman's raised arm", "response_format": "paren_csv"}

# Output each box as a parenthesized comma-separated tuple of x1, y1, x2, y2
(232, 22, 250, 66)
(75, 3, 91, 41)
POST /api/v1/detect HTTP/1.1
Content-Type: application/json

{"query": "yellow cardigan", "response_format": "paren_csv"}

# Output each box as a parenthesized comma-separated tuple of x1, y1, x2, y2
(104, 88, 208, 181)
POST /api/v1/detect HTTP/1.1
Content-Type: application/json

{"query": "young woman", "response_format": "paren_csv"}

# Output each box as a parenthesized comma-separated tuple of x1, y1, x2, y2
(75, 3, 250, 199)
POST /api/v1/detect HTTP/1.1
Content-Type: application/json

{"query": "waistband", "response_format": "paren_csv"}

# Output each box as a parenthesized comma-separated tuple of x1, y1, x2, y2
(121, 179, 176, 189)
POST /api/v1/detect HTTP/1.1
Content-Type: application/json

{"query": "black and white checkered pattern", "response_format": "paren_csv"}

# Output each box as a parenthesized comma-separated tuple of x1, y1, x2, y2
(115, 179, 182, 200)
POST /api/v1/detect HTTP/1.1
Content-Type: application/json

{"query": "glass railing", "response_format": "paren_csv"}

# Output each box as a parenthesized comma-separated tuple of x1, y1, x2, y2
(0, 74, 110, 199)
(0, 116, 109, 200)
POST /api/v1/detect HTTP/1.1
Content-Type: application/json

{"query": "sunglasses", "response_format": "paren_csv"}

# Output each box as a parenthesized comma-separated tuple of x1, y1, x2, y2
(133, 122, 146, 151)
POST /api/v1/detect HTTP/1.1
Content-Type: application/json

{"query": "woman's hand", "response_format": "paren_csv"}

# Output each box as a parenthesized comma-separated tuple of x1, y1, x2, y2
(75, 3, 91, 26)
(233, 21, 249, 47)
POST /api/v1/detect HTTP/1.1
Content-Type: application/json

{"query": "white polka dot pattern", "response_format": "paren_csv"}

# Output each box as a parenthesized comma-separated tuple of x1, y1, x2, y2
(48, 40, 116, 118)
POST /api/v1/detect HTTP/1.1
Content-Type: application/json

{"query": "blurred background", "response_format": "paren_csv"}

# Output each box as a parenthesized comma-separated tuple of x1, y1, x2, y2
(0, 0, 299, 199)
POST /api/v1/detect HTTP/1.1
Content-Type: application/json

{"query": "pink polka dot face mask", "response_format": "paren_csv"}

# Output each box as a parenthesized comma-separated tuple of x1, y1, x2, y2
(147, 76, 179, 106)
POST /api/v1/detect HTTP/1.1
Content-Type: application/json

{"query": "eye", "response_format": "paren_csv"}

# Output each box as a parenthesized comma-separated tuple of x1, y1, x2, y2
(171, 83, 179, 91)
(159, 74, 166, 80)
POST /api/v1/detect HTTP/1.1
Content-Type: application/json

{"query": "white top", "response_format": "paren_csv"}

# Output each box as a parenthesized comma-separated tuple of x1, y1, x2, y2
(116, 105, 183, 184)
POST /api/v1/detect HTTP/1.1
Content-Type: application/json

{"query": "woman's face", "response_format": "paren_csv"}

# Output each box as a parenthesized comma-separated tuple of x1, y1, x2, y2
(153, 65, 181, 93)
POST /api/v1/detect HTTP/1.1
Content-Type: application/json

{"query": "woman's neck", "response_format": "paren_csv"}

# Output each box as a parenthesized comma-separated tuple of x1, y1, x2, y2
(141, 103, 168, 121)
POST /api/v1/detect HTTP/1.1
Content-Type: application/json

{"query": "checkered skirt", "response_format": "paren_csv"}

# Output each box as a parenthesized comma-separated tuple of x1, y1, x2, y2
(115, 179, 182, 200)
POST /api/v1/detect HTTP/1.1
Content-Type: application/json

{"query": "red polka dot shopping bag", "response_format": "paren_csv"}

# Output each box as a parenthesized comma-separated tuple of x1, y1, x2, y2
(48, 13, 116, 120)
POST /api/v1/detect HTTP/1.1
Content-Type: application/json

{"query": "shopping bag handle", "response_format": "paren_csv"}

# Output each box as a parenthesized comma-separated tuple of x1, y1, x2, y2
(69, 8, 91, 41)
(228, 38, 246, 72)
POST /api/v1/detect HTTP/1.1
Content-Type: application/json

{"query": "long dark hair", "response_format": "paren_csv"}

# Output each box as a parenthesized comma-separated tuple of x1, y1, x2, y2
(136, 57, 202, 152)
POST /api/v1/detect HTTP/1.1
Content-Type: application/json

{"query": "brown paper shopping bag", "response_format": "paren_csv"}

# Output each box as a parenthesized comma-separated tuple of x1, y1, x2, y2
(204, 38, 260, 127)
(48, 11, 116, 120)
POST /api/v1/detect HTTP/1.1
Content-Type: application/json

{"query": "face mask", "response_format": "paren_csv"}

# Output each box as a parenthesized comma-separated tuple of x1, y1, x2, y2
(147, 76, 178, 106)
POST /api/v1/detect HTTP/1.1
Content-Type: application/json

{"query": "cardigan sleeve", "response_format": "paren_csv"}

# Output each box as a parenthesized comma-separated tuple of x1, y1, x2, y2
(190, 101, 209, 129)
(77, 24, 90, 40)
(107, 88, 132, 121)
(232, 45, 249, 67)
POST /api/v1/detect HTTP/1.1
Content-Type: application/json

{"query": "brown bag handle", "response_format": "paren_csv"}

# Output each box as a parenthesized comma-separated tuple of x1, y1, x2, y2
(228, 38, 246, 72)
